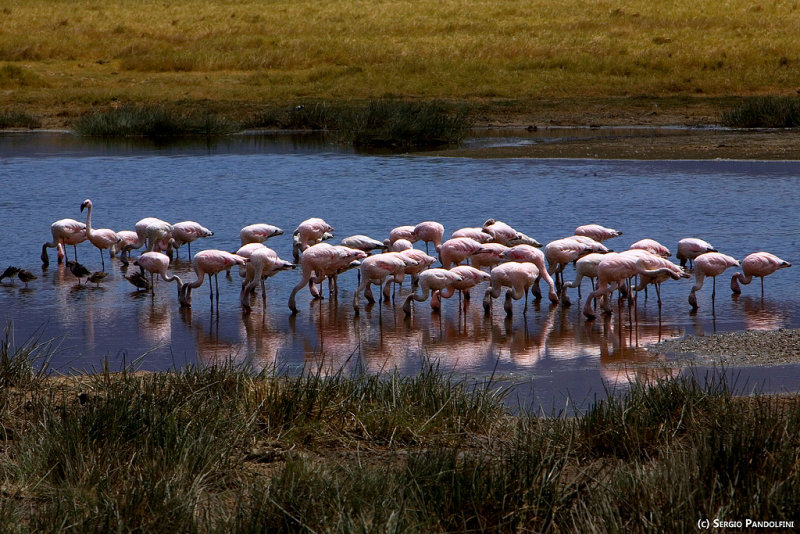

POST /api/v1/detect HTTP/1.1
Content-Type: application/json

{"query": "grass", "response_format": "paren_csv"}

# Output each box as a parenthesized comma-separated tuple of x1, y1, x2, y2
(1, 1, 800, 128)
(72, 103, 239, 137)
(721, 96, 800, 128)
(1, 330, 799, 531)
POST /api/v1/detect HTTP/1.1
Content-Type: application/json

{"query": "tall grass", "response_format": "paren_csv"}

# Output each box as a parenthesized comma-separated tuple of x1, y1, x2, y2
(72, 104, 238, 137)
(0, 109, 41, 129)
(721, 96, 800, 127)
(1, 332, 798, 532)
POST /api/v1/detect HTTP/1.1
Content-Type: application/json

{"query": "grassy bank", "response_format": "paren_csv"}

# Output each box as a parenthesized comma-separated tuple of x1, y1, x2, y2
(2, 0, 800, 128)
(1, 332, 798, 532)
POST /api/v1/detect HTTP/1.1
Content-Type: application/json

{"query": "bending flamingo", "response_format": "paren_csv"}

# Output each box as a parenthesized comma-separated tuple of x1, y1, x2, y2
(287, 243, 365, 313)
(629, 238, 671, 258)
(483, 261, 540, 316)
(180, 250, 248, 308)
(41, 218, 87, 266)
(574, 223, 622, 242)
(677, 238, 716, 269)
(688, 252, 740, 309)
(134, 251, 184, 296)
(80, 199, 121, 270)
(501, 244, 559, 303)
(413, 221, 445, 254)
(402, 268, 463, 315)
(121, 217, 173, 264)
(239, 246, 295, 312)
(240, 223, 283, 246)
(292, 217, 334, 261)
(353, 253, 418, 312)
(434, 265, 491, 308)
(171, 221, 214, 258)
(731, 252, 791, 297)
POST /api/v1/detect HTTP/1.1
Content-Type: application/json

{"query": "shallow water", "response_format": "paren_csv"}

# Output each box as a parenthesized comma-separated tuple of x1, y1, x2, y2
(2, 132, 799, 411)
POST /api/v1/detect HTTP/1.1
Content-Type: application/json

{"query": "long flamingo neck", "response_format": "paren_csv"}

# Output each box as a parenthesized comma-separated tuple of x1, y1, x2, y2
(84, 205, 93, 238)
(187, 270, 206, 289)
(440, 286, 456, 299)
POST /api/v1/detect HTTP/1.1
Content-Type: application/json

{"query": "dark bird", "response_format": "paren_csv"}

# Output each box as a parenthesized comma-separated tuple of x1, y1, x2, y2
(66, 260, 91, 284)
(125, 271, 151, 292)
(0, 266, 21, 283)
(17, 270, 37, 288)
(87, 271, 108, 287)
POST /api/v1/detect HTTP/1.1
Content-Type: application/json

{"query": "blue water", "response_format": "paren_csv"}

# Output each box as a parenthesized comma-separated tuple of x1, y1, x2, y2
(2, 132, 799, 411)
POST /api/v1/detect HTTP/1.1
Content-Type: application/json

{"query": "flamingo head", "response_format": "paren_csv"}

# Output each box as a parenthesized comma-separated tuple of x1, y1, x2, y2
(80, 199, 92, 212)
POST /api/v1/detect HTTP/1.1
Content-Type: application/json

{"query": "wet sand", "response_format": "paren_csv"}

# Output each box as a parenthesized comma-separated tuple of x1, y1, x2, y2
(650, 329, 800, 367)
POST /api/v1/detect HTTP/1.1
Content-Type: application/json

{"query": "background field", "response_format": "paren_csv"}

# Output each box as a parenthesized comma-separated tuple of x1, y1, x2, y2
(2, 0, 800, 126)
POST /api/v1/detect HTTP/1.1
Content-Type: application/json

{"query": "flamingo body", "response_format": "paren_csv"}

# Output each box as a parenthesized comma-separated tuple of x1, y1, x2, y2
(240, 223, 283, 245)
(630, 238, 671, 258)
(574, 224, 622, 242)
(731, 252, 791, 295)
(42, 218, 86, 265)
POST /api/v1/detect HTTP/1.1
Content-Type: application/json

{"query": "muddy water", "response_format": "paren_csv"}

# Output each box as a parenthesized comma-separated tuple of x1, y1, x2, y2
(2, 132, 799, 412)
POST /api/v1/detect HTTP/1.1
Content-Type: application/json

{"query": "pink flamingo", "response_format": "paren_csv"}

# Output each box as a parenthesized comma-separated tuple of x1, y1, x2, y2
(629, 238, 671, 258)
(390, 239, 414, 252)
(471, 243, 509, 271)
(507, 231, 542, 248)
(386, 225, 419, 246)
(482, 261, 540, 316)
(239, 246, 295, 312)
(402, 268, 463, 315)
(339, 235, 388, 254)
(41, 218, 86, 266)
(560, 252, 607, 305)
(171, 221, 214, 258)
(501, 244, 559, 303)
(180, 250, 248, 307)
(353, 253, 418, 312)
(451, 227, 492, 243)
(110, 230, 139, 258)
(413, 221, 445, 254)
(583, 252, 688, 319)
(544, 237, 593, 290)
(287, 243, 365, 313)
(731, 252, 792, 297)
(481, 219, 522, 245)
(312, 245, 368, 298)
(292, 218, 334, 261)
(382, 248, 436, 300)
(569, 235, 610, 253)
(121, 217, 173, 264)
(677, 238, 716, 269)
(240, 223, 284, 246)
(133, 251, 184, 296)
(574, 223, 622, 242)
(627, 250, 690, 306)
(79, 199, 121, 270)
(439, 237, 483, 269)
(689, 252, 739, 309)
(433, 265, 491, 308)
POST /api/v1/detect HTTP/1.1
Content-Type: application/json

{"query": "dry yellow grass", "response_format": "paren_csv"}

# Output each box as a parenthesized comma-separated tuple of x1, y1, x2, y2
(2, 0, 800, 124)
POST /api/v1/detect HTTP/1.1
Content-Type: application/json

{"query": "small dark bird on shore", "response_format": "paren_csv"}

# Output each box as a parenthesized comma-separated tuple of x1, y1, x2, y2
(87, 271, 108, 287)
(17, 269, 37, 288)
(0, 266, 21, 283)
(66, 260, 91, 284)
(125, 271, 151, 292)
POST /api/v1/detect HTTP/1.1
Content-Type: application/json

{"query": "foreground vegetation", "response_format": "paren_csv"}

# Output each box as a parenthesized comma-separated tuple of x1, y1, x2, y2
(1, 331, 798, 532)
(2, 0, 800, 129)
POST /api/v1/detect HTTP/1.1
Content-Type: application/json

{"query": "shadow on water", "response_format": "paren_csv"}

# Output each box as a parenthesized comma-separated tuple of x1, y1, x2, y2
(2, 131, 800, 412)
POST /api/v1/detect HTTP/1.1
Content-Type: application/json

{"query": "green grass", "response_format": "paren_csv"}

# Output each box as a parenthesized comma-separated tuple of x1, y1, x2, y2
(0, 109, 41, 128)
(72, 103, 239, 137)
(1, 331, 798, 532)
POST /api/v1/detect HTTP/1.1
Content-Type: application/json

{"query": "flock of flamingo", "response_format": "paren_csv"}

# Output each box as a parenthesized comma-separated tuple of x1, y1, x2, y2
(2, 198, 791, 320)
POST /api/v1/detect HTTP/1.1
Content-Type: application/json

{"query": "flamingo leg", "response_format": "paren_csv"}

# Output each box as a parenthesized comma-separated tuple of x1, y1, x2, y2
(761, 276, 765, 297)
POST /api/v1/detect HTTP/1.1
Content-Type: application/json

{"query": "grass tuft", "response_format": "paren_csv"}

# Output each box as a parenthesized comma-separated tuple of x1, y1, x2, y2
(72, 104, 239, 137)
(0, 109, 41, 128)
(720, 96, 800, 127)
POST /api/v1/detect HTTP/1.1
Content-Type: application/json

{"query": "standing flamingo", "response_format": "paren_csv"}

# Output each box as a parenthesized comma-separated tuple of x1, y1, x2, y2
(481, 219, 522, 245)
(677, 238, 716, 269)
(79, 199, 121, 270)
(134, 251, 184, 296)
(483, 262, 540, 316)
(544, 237, 593, 290)
(382, 248, 437, 300)
(352, 253, 418, 313)
(689, 252, 739, 309)
(180, 250, 248, 308)
(239, 246, 295, 312)
(439, 237, 484, 269)
(471, 243, 509, 271)
(240, 223, 284, 246)
(110, 230, 139, 258)
(434, 265, 491, 308)
(171, 221, 214, 258)
(413, 221, 445, 254)
(287, 243, 365, 313)
(121, 217, 173, 264)
(731, 252, 792, 297)
(292, 217, 334, 261)
(451, 227, 492, 243)
(339, 235, 388, 254)
(386, 225, 419, 246)
(574, 224, 622, 242)
(629, 238, 671, 258)
(501, 244, 559, 303)
(560, 252, 607, 305)
(627, 250, 690, 306)
(402, 268, 463, 315)
(41, 218, 86, 266)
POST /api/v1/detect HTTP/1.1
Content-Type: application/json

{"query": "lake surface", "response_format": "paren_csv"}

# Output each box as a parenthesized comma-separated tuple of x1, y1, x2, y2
(2, 131, 799, 412)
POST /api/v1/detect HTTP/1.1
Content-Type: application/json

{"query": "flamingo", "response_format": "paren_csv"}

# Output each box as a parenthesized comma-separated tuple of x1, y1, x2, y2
(451, 227, 492, 243)
(339, 235, 388, 254)
(239, 246, 295, 312)
(386, 225, 419, 246)
(501, 244, 559, 303)
(171, 221, 214, 258)
(402, 268, 463, 315)
(390, 239, 414, 252)
(382, 248, 437, 300)
(121, 217, 173, 264)
(134, 251, 184, 296)
(731, 252, 792, 297)
(583, 252, 689, 319)
(627, 250, 690, 306)
(483, 261, 540, 316)
(544, 237, 593, 290)
(110, 230, 139, 258)
(292, 217, 334, 261)
(240, 223, 284, 246)
(80, 199, 121, 270)
(629, 238, 671, 258)
(434, 265, 491, 308)
(470, 243, 509, 271)
(481, 219, 522, 245)
(353, 253, 418, 312)
(287, 243, 365, 313)
(413, 221, 445, 254)
(180, 250, 248, 308)
(507, 232, 543, 248)
(439, 237, 483, 269)
(574, 223, 622, 242)
(689, 252, 740, 309)
(568, 235, 610, 254)
(677, 238, 716, 269)
(560, 252, 607, 305)
(41, 218, 86, 266)
(311, 245, 368, 298)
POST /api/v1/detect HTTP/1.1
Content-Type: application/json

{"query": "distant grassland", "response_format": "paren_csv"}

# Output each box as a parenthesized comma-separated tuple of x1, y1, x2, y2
(2, 0, 800, 123)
